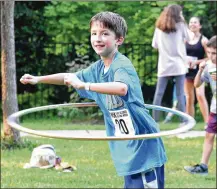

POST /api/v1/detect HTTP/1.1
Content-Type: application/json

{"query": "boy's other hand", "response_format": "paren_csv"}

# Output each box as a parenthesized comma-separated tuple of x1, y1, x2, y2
(64, 73, 85, 89)
(199, 61, 206, 71)
(20, 74, 38, 85)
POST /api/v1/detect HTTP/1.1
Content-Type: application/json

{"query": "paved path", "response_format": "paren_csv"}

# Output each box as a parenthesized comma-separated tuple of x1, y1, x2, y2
(20, 130, 206, 139)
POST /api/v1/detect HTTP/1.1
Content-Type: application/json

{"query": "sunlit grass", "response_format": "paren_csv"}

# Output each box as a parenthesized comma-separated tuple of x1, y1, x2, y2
(1, 119, 216, 188)
(20, 117, 205, 131)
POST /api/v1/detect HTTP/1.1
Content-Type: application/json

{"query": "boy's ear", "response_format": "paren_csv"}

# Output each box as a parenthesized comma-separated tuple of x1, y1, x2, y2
(116, 37, 124, 46)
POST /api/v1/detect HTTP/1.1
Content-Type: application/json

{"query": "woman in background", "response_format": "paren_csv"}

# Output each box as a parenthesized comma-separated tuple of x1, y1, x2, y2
(185, 17, 209, 127)
(152, 4, 190, 124)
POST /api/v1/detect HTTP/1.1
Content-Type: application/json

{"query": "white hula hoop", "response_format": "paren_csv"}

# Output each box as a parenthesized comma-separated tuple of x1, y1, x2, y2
(7, 102, 196, 141)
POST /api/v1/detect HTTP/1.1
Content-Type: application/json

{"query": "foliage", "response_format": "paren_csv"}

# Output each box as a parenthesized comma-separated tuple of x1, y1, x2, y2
(14, 1, 216, 86)
(17, 88, 53, 109)
(66, 54, 94, 73)
(42, 0, 216, 88)
(14, 1, 51, 94)
(57, 55, 103, 120)
(43, 1, 216, 44)
(3, 1, 214, 122)
(1, 131, 40, 150)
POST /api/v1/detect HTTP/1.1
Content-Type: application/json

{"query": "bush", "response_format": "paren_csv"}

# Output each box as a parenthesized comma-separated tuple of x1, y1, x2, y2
(1, 133, 41, 151)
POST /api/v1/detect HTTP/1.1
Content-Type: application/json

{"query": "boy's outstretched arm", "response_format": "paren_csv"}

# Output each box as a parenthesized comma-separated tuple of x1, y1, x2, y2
(64, 73, 128, 96)
(20, 73, 67, 85)
(194, 61, 206, 88)
(20, 73, 128, 96)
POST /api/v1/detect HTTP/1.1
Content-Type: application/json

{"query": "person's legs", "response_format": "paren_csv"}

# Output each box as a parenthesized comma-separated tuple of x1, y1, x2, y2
(175, 75, 186, 122)
(195, 83, 209, 124)
(164, 81, 178, 123)
(152, 77, 169, 122)
(200, 132, 215, 165)
(184, 113, 216, 175)
(124, 165, 164, 188)
(201, 113, 217, 165)
(184, 78, 195, 117)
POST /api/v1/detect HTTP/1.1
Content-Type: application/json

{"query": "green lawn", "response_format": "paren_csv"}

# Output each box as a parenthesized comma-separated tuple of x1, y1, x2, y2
(20, 117, 206, 131)
(1, 119, 216, 188)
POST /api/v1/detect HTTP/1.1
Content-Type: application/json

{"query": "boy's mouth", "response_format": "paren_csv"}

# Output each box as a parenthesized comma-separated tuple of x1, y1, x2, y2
(95, 45, 105, 50)
(95, 44, 105, 47)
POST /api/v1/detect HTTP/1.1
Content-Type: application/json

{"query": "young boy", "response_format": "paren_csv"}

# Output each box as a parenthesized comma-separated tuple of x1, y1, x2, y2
(184, 35, 216, 175)
(20, 12, 167, 188)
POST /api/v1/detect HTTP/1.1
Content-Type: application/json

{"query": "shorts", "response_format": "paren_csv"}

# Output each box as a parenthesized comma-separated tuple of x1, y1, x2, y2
(205, 113, 217, 134)
(186, 67, 199, 80)
(124, 165, 164, 189)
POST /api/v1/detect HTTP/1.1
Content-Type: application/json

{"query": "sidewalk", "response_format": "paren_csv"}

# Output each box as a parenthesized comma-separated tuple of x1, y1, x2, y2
(20, 130, 206, 139)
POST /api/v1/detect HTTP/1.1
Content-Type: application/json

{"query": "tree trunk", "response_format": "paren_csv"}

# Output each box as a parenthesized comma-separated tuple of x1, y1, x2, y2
(1, 1, 20, 142)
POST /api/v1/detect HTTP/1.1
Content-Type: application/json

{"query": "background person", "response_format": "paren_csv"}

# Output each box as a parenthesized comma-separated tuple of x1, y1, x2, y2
(185, 16, 209, 127)
(152, 4, 190, 124)
(20, 11, 167, 188)
(163, 79, 178, 124)
(184, 36, 216, 175)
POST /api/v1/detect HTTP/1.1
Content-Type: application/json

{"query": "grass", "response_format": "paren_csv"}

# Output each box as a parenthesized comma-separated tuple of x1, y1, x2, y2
(1, 119, 216, 188)
(20, 116, 206, 131)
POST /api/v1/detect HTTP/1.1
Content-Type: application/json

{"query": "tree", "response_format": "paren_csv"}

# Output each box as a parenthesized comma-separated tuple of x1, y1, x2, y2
(1, 1, 20, 142)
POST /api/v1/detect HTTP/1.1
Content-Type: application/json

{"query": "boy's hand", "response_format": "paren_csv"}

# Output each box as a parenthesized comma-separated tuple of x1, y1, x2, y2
(20, 74, 38, 85)
(64, 73, 85, 89)
(199, 61, 206, 71)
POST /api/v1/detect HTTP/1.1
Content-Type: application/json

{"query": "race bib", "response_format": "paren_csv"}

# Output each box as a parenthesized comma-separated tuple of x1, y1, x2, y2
(109, 109, 135, 136)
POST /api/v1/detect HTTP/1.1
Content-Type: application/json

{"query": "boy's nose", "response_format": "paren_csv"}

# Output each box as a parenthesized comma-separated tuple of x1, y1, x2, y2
(94, 34, 102, 41)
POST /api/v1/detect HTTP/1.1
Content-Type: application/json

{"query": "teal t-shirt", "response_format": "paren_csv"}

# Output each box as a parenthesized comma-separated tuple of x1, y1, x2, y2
(76, 52, 167, 176)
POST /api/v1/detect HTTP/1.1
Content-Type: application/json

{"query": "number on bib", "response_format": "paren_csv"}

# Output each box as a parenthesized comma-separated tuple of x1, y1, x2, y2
(110, 109, 135, 136)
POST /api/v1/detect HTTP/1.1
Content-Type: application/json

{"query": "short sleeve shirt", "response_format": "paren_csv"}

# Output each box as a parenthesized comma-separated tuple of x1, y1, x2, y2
(76, 52, 167, 176)
(152, 22, 189, 77)
(201, 60, 216, 113)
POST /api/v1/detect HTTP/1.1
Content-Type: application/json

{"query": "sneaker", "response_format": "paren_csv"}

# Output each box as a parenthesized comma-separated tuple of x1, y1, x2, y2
(184, 163, 208, 176)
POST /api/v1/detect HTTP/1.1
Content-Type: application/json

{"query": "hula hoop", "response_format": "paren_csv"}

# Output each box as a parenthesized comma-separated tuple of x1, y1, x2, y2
(7, 102, 196, 141)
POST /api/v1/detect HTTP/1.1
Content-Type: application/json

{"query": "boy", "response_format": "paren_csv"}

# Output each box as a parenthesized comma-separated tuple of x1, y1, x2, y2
(20, 12, 167, 188)
(184, 36, 216, 175)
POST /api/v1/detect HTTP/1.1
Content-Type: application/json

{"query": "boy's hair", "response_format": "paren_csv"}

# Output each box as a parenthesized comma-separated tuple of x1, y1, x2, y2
(207, 35, 216, 48)
(90, 11, 127, 38)
(156, 4, 184, 33)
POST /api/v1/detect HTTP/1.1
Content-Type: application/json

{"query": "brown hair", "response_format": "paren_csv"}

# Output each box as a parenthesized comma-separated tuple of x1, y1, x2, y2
(190, 16, 201, 24)
(207, 36, 216, 49)
(89, 11, 127, 38)
(156, 4, 184, 33)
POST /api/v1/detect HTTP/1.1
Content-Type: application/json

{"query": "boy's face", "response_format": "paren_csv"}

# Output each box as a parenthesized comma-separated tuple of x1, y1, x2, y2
(207, 47, 216, 65)
(90, 21, 123, 58)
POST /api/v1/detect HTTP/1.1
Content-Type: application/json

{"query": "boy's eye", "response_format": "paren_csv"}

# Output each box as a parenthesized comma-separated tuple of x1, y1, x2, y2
(102, 32, 109, 36)
(91, 33, 96, 36)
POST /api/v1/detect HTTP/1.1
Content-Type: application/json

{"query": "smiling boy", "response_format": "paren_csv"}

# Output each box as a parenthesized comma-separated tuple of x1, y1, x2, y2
(20, 12, 167, 188)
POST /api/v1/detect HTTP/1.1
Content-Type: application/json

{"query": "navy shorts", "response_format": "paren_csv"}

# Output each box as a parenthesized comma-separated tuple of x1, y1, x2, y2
(124, 165, 164, 189)
(206, 113, 217, 134)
